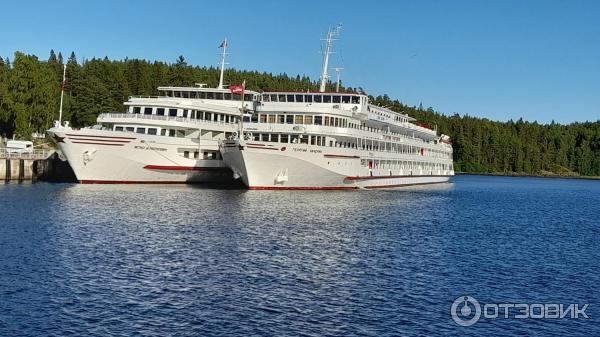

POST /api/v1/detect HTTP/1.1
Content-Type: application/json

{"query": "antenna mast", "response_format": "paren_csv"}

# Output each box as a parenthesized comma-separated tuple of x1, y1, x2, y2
(319, 24, 342, 93)
(218, 37, 228, 89)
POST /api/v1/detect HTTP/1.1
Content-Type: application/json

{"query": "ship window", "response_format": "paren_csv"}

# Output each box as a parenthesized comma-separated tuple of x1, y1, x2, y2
(136, 128, 146, 134)
(310, 136, 316, 145)
(323, 95, 332, 103)
(261, 134, 269, 141)
(314, 95, 322, 103)
(157, 108, 165, 116)
(199, 91, 206, 99)
(291, 135, 299, 143)
(305, 95, 313, 103)
(280, 134, 289, 143)
(287, 94, 294, 102)
(286, 115, 293, 124)
(294, 115, 303, 124)
(305, 115, 313, 124)
(205, 112, 212, 120)
(126, 127, 134, 132)
(173, 91, 181, 98)
(206, 92, 214, 99)
(184, 151, 189, 158)
(295, 95, 304, 102)
(300, 135, 308, 144)
(147, 128, 157, 135)
(160, 129, 166, 136)
(314, 116, 322, 125)
(133, 107, 141, 114)
(333, 95, 341, 103)
(324, 116, 330, 126)
(224, 93, 232, 100)
(351, 96, 360, 104)
(342, 96, 350, 103)
(143, 107, 152, 115)
(278, 94, 286, 102)
(169, 109, 177, 117)
(182, 91, 190, 98)
(244, 94, 253, 101)
(194, 151, 199, 159)
(192, 92, 199, 99)
(177, 130, 185, 138)
(232, 94, 241, 101)
(253, 134, 260, 141)
(182, 110, 188, 118)
(115, 126, 124, 131)
(251, 114, 258, 122)
(268, 115, 276, 123)
(215, 92, 223, 100)
(278, 115, 285, 124)
(259, 114, 267, 123)
(169, 129, 176, 137)
(270, 94, 278, 102)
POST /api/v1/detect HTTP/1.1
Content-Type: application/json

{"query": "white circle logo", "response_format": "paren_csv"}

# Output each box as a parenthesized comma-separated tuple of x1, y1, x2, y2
(451, 296, 481, 326)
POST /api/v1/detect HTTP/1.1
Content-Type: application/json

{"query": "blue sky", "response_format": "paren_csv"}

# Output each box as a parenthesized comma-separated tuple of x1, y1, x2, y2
(2, 0, 599, 123)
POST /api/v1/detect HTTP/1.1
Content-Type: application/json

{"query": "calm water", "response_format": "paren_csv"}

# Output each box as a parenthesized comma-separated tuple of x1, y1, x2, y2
(1, 176, 599, 336)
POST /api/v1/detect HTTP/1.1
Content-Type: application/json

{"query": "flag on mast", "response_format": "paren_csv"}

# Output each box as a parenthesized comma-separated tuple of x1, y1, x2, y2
(229, 84, 244, 95)
(219, 39, 227, 48)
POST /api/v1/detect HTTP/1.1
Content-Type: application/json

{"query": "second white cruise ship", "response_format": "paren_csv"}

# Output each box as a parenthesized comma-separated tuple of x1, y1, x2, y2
(220, 26, 454, 189)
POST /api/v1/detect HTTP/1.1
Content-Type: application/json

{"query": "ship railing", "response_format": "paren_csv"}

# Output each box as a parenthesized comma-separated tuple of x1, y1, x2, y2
(246, 123, 436, 144)
(0, 148, 55, 160)
(97, 113, 238, 128)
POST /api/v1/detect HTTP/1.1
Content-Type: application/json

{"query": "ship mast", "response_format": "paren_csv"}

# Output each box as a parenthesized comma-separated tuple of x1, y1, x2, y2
(319, 24, 342, 93)
(334, 67, 344, 92)
(218, 37, 228, 89)
(58, 64, 67, 125)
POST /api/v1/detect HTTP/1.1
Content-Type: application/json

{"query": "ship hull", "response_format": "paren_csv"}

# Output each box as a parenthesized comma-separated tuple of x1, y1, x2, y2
(48, 128, 233, 184)
(221, 140, 452, 190)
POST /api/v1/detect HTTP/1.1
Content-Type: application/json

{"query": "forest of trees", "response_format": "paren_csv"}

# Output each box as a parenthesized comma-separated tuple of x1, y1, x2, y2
(0, 51, 599, 176)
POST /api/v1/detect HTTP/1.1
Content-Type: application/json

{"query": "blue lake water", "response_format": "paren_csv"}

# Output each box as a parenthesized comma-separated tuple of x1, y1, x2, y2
(1, 175, 599, 336)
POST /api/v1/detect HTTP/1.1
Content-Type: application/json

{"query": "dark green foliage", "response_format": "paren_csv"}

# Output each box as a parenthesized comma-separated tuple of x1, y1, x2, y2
(369, 95, 600, 176)
(0, 50, 598, 176)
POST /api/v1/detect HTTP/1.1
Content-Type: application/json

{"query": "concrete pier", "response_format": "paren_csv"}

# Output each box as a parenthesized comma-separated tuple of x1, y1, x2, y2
(1, 148, 55, 182)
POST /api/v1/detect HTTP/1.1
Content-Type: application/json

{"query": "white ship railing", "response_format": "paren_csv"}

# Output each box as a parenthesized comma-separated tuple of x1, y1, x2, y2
(0, 148, 54, 160)
(97, 113, 238, 129)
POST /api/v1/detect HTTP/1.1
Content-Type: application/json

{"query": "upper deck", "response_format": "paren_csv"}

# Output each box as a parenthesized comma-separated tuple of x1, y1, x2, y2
(256, 91, 437, 138)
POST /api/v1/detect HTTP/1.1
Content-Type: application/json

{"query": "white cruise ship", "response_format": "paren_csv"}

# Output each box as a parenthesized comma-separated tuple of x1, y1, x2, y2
(220, 26, 454, 190)
(48, 84, 258, 183)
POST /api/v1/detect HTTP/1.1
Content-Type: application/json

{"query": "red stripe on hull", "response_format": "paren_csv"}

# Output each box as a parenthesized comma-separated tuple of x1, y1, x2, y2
(71, 141, 125, 146)
(248, 186, 356, 190)
(248, 181, 449, 190)
(68, 137, 131, 143)
(323, 154, 360, 159)
(246, 146, 280, 151)
(143, 165, 230, 172)
(66, 134, 136, 140)
(345, 174, 451, 181)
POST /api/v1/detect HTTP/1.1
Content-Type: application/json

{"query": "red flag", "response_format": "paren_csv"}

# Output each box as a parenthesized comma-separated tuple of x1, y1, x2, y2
(219, 40, 227, 48)
(229, 84, 244, 95)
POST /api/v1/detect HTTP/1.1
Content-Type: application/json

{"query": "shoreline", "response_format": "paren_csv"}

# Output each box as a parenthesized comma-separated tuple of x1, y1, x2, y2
(455, 172, 600, 181)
